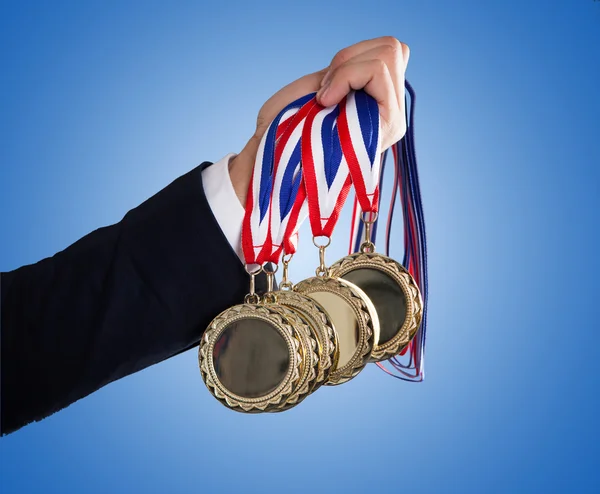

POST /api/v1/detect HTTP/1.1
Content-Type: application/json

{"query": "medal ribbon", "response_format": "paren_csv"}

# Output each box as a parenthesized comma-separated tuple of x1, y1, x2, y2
(337, 90, 382, 216)
(301, 90, 380, 240)
(348, 80, 429, 382)
(241, 77, 427, 380)
(241, 94, 314, 265)
(243, 88, 383, 266)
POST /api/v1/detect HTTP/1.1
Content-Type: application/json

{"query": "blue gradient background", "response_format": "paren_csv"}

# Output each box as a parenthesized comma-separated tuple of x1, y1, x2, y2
(1, 1, 599, 493)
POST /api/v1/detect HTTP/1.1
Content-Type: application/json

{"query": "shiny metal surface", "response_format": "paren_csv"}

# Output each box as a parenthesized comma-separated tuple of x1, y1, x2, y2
(199, 303, 304, 413)
(294, 276, 378, 385)
(274, 290, 339, 388)
(306, 291, 359, 370)
(328, 251, 423, 362)
(213, 319, 290, 398)
(271, 306, 319, 411)
(341, 268, 407, 346)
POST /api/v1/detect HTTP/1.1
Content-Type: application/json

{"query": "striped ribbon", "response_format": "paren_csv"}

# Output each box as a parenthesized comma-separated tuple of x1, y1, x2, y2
(239, 84, 428, 384)
(241, 94, 314, 265)
(242, 89, 382, 265)
(338, 90, 382, 215)
(240, 81, 427, 381)
(301, 90, 381, 239)
(348, 81, 428, 382)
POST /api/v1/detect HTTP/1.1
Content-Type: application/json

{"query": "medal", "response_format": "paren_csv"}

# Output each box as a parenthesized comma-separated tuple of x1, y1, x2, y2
(199, 95, 319, 412)
(344, 81, 429, 378)
(294, 97, 380, 385)
(329, 216, 423, 362)
(327, 90, 423, 362)
(266, 258, 338, 392)
(254, 105, 338, 403)
(199, 80, 429, 410)
(261, 266, 320, 411)
(199, 266, 306, 412)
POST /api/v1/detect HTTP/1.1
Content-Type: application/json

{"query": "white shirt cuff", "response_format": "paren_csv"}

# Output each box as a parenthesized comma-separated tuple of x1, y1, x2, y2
(201, 152, 245, 263)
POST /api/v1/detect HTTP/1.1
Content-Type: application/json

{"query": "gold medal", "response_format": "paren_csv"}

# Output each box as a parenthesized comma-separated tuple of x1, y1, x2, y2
(270, 255, 339, 391)
(294, 237, 380, 385)
(329, 213, 423, 362)
(271, 290, 338, 391)
(199, 302, 304, 412)
(271, 306, 320, 411)
(260, 266, 320, 411)
(199, 266, 308, 413)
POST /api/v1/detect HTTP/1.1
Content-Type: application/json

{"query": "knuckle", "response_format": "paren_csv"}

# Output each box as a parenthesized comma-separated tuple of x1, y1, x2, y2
(383, 117, 406, 144)
(316, 67, 329, 78)
(397, 118, 407, 138)
(380, 37, 409, 64)
(332, 47, 351, 67)
(382, 36, 402, 51)
(254, 116, 268, 137)
(378, 43, 398, 58)
(372, 57, 388, 74)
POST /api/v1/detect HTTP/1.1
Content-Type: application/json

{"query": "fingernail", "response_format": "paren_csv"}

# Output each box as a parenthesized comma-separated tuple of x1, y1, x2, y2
(320, 71, 331, 87)
(317, 81, 330, 103)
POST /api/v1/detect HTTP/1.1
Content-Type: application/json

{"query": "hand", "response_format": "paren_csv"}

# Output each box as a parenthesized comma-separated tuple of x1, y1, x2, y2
(228, 36, 410, 206)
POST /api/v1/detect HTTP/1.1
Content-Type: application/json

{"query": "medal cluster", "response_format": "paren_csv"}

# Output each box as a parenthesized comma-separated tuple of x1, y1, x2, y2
(199, 90, 424, 412)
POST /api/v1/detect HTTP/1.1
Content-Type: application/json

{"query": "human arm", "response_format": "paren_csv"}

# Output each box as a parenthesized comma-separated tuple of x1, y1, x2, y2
(0, 160, 262, 435)
(0, 34, 411, 435)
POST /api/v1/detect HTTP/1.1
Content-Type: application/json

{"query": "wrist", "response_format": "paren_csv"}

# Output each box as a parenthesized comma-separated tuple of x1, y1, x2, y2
(228, 136, 260, 207)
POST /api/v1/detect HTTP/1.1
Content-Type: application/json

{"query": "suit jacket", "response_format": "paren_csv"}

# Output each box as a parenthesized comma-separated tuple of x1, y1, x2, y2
(0, 161, 266, 435)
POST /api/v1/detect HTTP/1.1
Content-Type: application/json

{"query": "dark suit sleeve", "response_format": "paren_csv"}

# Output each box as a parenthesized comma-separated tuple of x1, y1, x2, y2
(0, 161, 262, 435)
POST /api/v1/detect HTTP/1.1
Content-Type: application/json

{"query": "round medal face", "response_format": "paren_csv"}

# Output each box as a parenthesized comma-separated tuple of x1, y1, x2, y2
(269, 290, 339, 390)
(199, 303, 304, 413)
(329, 252, 423, 362)
(294, 276, 379, 386)
(213, 318, 290, 398)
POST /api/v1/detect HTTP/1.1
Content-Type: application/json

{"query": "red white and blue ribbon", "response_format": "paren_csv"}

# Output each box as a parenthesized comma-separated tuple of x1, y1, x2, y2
(300, 100, 352, 238)
(348, 81, 428, 382)
(242, 89, 381, 265)
(241, 94, 314, 265)
(338, 90, 382, 215)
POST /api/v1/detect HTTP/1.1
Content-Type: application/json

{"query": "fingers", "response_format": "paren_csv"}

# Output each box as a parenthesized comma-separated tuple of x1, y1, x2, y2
(316, 36, 409, 148)
(317, 59, 402, 145)
(253, 37, 410, 152)
(321, 43, 407, 110)
(322, 36, 408, 79)
(318, 58, 398, 112)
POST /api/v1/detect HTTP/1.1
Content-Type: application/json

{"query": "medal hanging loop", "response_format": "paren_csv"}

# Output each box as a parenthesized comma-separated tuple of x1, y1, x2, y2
(244, 264, 263, 304)
(316, 246, 328, 277)
(359, 211, 378, 253)
(280, 253, 294, 291)
(262, 263, 279, 304)
(312, 235, 331, 277)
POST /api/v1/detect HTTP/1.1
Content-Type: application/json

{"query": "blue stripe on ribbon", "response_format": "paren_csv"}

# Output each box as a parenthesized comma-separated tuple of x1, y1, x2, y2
(279, 139, 301, 218)
(355, 90, 380, 167)
(321, 106, 342, 189)
(258, 92, 315, 222)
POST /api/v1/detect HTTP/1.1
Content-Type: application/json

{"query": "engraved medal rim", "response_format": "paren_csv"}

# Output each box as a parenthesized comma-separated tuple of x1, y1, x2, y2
(293, 276, 377, 386)
(328, 251, 424, 362)
(198, 303, 303, 412)
(268, 290, 339, 390)
(263, 302, 320, 410)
